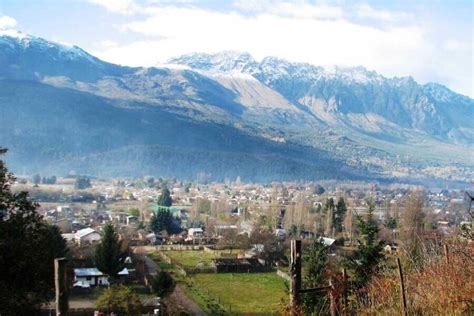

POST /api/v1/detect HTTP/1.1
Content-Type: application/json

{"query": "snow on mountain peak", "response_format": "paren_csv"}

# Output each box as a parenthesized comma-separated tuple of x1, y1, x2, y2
(170, 51, 388, 84)
(168, 51, 258, 74)
(0, 30, 97, 63)
(0, 29, 30, 40)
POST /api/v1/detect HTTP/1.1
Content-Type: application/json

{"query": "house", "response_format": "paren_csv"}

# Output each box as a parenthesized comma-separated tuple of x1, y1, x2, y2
(320, 237, 336, 252)
(188, 227, 203, 238)
(73, 267, 129, 287)
(126, 215, 139, 226)
(74, 227, 101, 245)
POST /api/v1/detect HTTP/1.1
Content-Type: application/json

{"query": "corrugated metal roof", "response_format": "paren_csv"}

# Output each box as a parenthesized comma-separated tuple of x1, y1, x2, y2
(74, 267, 129, 277)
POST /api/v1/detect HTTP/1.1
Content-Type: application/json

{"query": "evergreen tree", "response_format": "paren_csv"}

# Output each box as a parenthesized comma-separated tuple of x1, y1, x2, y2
(157, 187, 172, 206)
(0, 148, 68, 314)
(314, 184, 325, 195)
(289, 224, 298, 238)
(324, 198, 335, 236)
(149, 209, 181, 234)
(301, 238, 329, 313)
(150, 271, 175, 297)
(346, 200, 384, 289)
(32, 173, 41, 185)
(335, 197, 347, 233)
(95, 224, 126, 280)
(75, 176, 91, 189)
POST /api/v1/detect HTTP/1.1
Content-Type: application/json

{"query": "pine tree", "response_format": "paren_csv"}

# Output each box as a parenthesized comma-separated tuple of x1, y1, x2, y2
(335, 197, 347, 233)
(157, 187, 172, 207)
(301, 238, 329, 313)
(346, 200, 384, 289)
(95, 224, 126, 280)
(149, 209, 181, 234)
(324, 198, 335, 236)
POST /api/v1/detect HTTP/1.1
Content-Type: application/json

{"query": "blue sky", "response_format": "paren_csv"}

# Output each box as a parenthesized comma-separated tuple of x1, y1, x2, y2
(0, 0, 472, 96)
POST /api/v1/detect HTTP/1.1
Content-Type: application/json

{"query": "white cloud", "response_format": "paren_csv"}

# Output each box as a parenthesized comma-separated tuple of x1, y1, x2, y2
(234, 1, 343, 20)
(355, 4, 413, 23)
(87, 0, 142, 15)
(0, 15, 17, 30)
(91, 3, 473, 96)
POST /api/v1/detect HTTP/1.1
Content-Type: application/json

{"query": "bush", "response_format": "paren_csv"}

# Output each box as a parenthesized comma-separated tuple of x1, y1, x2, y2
(96, 284, 142, 315)
(150, 271, 175, 297)
(359, 240, 474, 314)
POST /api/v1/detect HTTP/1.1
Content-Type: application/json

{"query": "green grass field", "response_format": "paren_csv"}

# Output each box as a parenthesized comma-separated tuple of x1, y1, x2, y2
(186, 273, 288, 315)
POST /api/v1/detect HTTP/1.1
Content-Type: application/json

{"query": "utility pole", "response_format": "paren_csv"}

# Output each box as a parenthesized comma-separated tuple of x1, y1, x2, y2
(55, 257, 68, 316)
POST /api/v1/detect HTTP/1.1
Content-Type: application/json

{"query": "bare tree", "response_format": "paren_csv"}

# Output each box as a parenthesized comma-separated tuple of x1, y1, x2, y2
(400, 192, 426, 269)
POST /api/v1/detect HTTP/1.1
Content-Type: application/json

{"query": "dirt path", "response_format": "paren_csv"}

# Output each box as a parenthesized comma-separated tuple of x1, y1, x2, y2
(165, 284, 206, 316)
(132, 246, 205, 315)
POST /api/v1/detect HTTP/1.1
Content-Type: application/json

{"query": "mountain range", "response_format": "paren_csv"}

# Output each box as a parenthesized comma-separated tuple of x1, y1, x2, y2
(0, 30, 472, 183)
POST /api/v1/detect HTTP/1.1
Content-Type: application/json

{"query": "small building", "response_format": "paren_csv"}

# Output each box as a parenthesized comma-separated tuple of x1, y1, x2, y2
(126, 215, 139, 226)
(75, 227, 101, 245)
(320, 237, 336, 252)
(74, 267, 129, 287)
(188, 227, 203, 238)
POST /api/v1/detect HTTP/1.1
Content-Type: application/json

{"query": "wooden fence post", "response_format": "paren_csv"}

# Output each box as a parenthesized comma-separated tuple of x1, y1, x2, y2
(290, 239, 302, 313)
(342, 268, 348, 315)
(329, 278, 337, 316)
(55, 257, 68, 316)
(444, 244, 449, 265)
(396, 257, 407, 316)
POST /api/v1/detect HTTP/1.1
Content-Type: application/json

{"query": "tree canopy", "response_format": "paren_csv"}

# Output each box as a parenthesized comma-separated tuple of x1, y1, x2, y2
(94, 223, 127, 279)
(345, 200, 384, 289)
(0, 148, 68, 314)
(335, 197, 347, 233)
(96, 284, 142, 315)
(75, 176, 92, 189)
(302, 238, 329, 313)
(157, 187, 172, 207)
(150, 271, 175, 297)
(149, 209, 181, 235)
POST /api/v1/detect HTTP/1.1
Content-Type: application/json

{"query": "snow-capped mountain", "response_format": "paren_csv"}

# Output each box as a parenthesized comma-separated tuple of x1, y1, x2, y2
(169, 51, 474, 144)
(0, 33, 472, 182)
(0, 30, 135, 82)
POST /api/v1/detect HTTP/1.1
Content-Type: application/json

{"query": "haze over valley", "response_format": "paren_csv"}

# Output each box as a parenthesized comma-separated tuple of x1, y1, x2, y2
(0, 31, 472, 184)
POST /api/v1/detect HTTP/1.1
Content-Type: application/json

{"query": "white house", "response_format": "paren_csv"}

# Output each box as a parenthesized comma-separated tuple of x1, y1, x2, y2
(187, 227, 203, 240)
(74, 267, 129, 287)
(74, 227, 101, 245)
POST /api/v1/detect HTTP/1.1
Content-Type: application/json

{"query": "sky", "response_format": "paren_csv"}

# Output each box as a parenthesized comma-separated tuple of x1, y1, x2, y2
(0, 0, 472, 97)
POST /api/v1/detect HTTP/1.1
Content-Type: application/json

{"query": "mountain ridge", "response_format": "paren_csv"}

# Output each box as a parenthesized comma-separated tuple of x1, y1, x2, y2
(0, 32, 472, 183)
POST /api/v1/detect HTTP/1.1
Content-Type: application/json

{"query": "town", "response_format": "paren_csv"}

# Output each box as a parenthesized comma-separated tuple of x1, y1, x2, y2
(9, 173, 473, 315)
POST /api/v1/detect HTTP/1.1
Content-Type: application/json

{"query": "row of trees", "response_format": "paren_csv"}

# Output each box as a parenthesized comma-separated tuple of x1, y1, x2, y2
(75, 176, 92, 189)
(32, 174, 57, 185)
